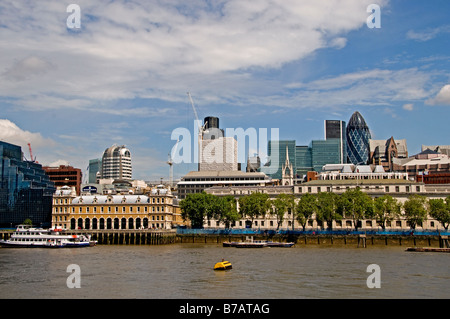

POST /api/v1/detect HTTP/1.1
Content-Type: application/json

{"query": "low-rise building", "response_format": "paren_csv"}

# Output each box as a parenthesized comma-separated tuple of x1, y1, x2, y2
(52, 185, 176, 230)
(204, 175, 449, 231)
(177, 170, 273, 199)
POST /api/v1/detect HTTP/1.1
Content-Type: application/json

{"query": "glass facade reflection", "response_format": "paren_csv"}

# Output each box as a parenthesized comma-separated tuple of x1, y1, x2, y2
(0, 141, 55, 227)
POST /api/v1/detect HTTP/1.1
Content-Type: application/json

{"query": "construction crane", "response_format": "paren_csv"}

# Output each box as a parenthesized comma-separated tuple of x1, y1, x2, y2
(187, 92, 207, 168)
(27, 143, 38, 163)
(167, 138, 179, 188)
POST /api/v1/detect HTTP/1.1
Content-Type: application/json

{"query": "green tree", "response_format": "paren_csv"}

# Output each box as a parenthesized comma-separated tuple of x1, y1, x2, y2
(429, 196, 450, 230)
(338, 188, 373, 230)
(315, 192, 341, 230)
(270, 193, 294, 230)
(180, 192, 216, 228)
(373, 195, 402, 230)
(296, 193, 317, 231)
(238, 192, 270, 228)
(403, 194, 428, 230)
(213, 196, 241, 229)
(23, 218, 33, 225)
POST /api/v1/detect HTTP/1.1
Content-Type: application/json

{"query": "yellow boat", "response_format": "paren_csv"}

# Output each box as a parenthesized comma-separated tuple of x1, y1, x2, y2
(214, 260, 232, 270)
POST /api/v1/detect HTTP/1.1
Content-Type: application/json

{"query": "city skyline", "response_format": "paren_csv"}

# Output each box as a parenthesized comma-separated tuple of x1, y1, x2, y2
(0, 1, 449, 181)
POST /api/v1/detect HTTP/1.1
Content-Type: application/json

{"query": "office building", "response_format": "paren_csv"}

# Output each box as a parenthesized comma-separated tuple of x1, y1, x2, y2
(177, 171, 272, 199)
(260, 140, 296, 180)
(101, 145, 132, 180)
(0, 141, 55, 227)
(88, 158, 102, 183)
(43, 165, 83, 195)
(311, 139, 342, 172)
(346, 111, 372, 165)
(324, 120, 347, 164)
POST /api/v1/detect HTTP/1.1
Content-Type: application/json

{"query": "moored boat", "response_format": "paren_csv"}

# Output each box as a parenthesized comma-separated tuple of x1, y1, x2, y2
(0, 225, 97, 248)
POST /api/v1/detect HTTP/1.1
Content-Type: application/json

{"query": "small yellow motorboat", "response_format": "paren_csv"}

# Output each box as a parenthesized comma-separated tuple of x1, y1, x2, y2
(214, 259, 232, 270)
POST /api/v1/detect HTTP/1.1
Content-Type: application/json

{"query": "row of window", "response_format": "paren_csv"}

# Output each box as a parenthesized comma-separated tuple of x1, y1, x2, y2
(54, 215, 167, 222)
(53, 205, 170, 213)
(54, 197, 168, 204)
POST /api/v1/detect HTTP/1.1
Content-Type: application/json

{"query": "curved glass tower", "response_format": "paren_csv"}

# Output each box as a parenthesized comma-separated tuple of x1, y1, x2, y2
(346, 111, 371, 165)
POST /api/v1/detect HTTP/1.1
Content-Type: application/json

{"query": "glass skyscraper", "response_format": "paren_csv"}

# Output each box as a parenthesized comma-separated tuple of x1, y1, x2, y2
(260, 140, 296, 180)
(346, 111, 372, 165)
(0, 141, 55, 227)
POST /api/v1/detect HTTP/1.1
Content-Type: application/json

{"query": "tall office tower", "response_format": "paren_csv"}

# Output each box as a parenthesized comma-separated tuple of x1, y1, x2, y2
(199, 116, 238, 171)
(295, 145, 313, 178)
(346, 111, 372, 165)
(261, 140, 296, 180)
(311, 139, 341, 172)
(324, 120, 347, 164)
(0, 141, 55, 227)
(88, 158, 102, 183)
(101, 145, 132, 180)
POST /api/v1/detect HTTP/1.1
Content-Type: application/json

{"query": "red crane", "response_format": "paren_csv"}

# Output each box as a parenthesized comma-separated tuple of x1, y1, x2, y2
(27, 143, 38, 163)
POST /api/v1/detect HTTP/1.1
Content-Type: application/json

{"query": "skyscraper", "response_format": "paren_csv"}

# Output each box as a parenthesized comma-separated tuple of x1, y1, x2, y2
(346, 111, 371, 165)
(324, 120, 347, 164)
(101, 145, 132, 180)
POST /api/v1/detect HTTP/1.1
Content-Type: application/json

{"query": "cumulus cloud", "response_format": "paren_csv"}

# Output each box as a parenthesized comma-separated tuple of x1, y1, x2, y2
(426, 84, 450, 106)
(0, 119, 55, 156)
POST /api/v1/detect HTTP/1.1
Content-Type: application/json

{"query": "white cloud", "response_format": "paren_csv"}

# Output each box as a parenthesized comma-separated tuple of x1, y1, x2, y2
(407, 25, 450, 42)
(0, 119, 56, 160)
(402, 103, 414, 111)
(426, 84, 450, 106)
(0, 0, 388, 111)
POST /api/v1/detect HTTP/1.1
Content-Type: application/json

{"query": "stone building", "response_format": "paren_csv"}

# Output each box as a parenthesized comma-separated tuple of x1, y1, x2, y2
(52, 185, 176, 230)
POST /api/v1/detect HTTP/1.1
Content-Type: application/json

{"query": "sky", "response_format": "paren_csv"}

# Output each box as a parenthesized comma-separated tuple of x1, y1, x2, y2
(0, 0, 449, 182)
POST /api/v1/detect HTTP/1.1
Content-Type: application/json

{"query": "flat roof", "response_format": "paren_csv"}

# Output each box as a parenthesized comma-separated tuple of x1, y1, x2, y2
(303, 179, 419, 186)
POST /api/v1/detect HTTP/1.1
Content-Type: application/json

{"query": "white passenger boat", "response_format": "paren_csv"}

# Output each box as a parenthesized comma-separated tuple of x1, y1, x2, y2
(0, 225, 96, 248)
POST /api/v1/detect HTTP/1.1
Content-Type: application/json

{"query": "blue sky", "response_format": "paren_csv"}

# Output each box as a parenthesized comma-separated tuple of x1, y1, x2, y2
(0, 0, 449, 182)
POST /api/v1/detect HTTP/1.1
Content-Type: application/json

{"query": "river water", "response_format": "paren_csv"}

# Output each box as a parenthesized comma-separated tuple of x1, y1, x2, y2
(0, 243, 448, 299)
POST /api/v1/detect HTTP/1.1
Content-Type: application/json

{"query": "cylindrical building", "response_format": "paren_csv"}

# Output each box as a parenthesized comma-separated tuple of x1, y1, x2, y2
(101, 145, 132, 180)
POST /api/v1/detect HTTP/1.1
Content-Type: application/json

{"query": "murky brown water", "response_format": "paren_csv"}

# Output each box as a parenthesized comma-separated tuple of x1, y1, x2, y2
(0, 244, 448, 299)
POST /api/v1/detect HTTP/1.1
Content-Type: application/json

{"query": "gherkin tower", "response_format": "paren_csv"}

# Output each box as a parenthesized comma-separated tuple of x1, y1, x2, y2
(346, 111, 371, 165)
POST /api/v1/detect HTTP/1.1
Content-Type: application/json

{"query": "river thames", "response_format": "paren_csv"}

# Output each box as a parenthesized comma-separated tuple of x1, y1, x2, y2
(0, 243, 448, 299)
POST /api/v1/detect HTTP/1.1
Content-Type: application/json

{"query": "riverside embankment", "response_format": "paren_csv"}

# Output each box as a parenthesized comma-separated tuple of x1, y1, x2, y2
(1, 228, 449, 248)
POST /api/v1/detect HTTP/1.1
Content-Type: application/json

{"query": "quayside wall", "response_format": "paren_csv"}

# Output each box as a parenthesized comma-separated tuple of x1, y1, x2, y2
(176, 229, 450, 248)
(1, 229, 448, 247)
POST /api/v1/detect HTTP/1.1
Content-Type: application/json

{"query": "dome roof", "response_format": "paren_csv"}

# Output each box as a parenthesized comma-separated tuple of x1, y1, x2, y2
(347, 111, 369, 130)
(103, 145, 131, 158)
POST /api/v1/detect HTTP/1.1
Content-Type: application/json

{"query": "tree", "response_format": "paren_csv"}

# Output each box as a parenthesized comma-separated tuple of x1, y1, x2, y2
(180, 192, 216, 228)
(403, 194, 428, 230)
(296, 193, 317, 231)
(429, 196, 450, 230)
(270, 193, 294, 230)
(23, 218, 33, 225)
(213, 196, 241, 229)
(373, 195, 402, 230)
(315, 192, 340, 230)
(338, 188, 373, 230)
(238, 192, 270, 228)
